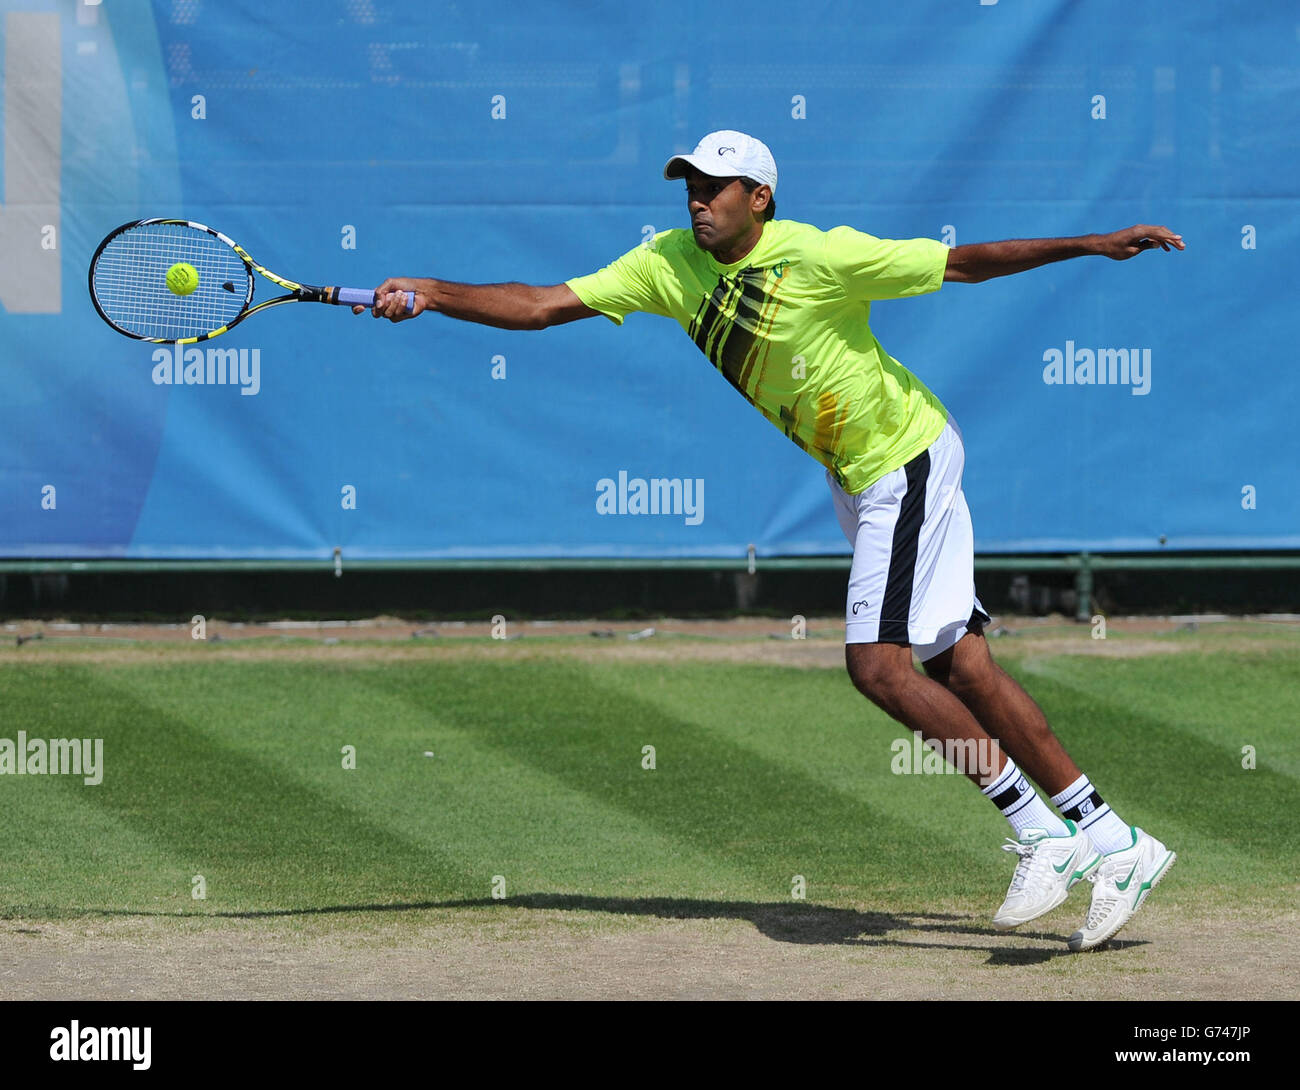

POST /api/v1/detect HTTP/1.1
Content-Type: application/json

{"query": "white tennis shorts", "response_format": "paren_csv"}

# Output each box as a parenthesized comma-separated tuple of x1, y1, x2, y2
(828, 416, 990, 661)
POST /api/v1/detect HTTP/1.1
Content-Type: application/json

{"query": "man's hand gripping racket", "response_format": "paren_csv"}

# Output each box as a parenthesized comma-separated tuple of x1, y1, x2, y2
(354, 278, 429, 322)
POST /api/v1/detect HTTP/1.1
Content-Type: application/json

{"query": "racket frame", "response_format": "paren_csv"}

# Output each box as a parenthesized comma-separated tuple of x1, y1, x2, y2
(89, 218, 372, 345)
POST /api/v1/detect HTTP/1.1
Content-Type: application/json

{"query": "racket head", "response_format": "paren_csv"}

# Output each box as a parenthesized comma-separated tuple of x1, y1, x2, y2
(88, 219, 256, 343)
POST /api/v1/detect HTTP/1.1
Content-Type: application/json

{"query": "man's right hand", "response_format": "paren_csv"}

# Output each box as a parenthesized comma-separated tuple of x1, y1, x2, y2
(1095, 225, 1185, 260)
(351, 277, 431, 321)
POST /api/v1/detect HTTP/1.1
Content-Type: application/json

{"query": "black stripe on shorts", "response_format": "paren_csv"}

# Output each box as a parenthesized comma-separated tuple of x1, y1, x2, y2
(878, 450, 930, 642)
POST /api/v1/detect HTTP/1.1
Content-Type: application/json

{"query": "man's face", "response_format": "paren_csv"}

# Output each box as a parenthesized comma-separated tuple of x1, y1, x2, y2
(683, 166, 765, 254)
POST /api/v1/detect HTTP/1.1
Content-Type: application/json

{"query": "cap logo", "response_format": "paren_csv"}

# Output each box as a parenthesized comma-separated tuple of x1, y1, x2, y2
(717, 146, 735, 155)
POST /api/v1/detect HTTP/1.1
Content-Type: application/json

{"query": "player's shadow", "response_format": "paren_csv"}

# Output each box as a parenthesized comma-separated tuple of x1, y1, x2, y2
(103, 893, 1138, 963)
(452, 894, 1134, 964)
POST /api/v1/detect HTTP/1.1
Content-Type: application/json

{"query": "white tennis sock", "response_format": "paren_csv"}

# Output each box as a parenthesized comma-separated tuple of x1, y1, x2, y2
(1050, 774, 1131, 854)
(982, 757, 1069, 837)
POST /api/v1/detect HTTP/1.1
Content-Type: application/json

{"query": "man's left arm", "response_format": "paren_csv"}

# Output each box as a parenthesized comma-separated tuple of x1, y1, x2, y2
(943, 225, 1184, 283)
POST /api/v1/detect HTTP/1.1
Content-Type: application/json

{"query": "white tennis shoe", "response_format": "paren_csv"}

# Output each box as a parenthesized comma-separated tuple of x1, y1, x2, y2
(1068, 826, 1176, 951)
(992, 820, 1101, 930)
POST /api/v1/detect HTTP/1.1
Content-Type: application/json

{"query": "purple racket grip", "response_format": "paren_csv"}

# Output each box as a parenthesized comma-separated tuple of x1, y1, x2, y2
(336, 286, 415, 312)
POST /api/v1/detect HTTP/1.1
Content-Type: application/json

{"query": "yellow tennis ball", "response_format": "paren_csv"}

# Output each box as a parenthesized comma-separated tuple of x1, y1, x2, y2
(166, 262, 199, 296)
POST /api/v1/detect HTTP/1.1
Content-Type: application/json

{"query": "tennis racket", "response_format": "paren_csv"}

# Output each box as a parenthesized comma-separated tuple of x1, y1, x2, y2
(88, 218, 411, 344)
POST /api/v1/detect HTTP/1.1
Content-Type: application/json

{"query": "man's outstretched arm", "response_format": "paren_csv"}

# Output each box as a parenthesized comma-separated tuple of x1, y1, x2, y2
(353, 279, 601, 329)
(943, 224, 1184, 284)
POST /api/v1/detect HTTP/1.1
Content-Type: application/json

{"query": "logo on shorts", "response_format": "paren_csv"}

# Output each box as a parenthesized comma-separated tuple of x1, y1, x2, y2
(851, 599, 869, 615)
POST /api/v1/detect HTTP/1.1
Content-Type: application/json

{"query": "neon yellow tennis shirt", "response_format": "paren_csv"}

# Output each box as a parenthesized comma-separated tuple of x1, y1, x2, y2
(565, 219, 951, 494)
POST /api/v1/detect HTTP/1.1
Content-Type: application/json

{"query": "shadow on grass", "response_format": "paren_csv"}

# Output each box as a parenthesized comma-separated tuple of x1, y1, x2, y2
(70, 893, 1144, 963)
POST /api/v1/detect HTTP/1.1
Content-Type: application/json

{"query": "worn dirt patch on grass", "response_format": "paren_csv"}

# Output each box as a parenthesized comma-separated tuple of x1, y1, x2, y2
(1, 902, 1291, 1000)
(2, 615, 1296, 668)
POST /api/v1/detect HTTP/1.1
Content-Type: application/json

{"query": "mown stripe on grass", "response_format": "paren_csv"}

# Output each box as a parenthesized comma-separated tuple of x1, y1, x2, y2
(2, 660, 773, 913)
(5, 647, 1291, 922)
(114, 659, 782, 901)
(0, 664, 478, 915)
(606, 656, 1296, 904)
(1010, 656, 1297, 879)
(1012, 650, 1300, 780)
(364, 657, 996, 905)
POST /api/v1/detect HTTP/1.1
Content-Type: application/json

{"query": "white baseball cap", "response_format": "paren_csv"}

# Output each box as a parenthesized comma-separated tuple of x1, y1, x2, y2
(663, 130, 777, 193)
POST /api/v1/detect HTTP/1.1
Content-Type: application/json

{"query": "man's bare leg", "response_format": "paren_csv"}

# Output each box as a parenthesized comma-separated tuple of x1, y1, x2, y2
(843, 640, 1005, 787)
(846, 634, 1104, 931)
(912, 629, 1178, 949)
(920, 629, 1081, 795)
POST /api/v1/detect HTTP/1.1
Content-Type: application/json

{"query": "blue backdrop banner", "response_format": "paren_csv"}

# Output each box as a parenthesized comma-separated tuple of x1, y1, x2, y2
(1, 0, 1293, 560)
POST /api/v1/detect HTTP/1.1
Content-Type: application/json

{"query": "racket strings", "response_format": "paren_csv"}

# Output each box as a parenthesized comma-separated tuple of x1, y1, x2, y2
(91, 223, 252, 340)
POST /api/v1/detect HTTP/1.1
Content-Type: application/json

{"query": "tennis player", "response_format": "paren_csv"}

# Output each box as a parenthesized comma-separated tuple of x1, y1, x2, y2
(358, 130, 1183, 951)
